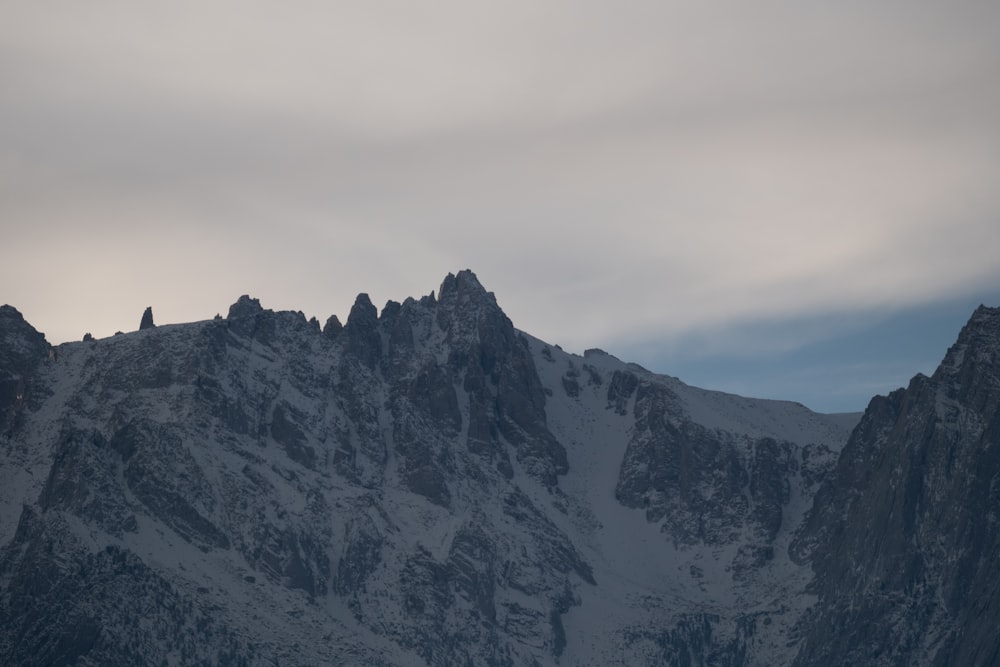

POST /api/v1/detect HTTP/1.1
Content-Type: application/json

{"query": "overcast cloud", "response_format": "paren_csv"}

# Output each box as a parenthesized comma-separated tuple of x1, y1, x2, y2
(3, 1, 1000, 410)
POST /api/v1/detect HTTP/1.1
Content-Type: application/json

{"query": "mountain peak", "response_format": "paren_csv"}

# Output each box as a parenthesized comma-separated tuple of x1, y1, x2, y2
(343, 293, 380, 369)
(0, 304, 48, 359)
(934, 305, 1000, 382)
(345, 293, 378, 328)
(323, 314, 343, 338)
(955, 304, 1000, 345)
(227, 295, 264, 320)
(438, 269, 495, 306)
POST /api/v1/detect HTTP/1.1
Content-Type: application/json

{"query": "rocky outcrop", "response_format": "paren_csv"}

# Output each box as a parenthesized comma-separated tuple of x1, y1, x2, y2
(323, 314, 343, 338)
(343, 293, 381, 370)
(0, 304, 49, 436)
(615, 378, 799, 572)
(139, 306, 155, 330)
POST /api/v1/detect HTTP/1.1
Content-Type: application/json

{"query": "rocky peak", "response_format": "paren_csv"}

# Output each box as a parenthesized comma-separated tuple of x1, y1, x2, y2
(439, 268, 485, 296)
(226, 294, 310, 346)
(434, 270, 507, 345)
(379, 300, 402, 327)
(937, 306, 1000, 368)
(345, 293, 378, 329)
(322, 314, 343, 338)
(226, 295, 263, 320)
(933, 306, 1000, 408)
(437, 269, 497, 312)
(343, 293, 381, 370)
(226, 295, 264, 339)
(139, 307, 155, 330)
(0, 305, 48, 359)
(0, 305, 49, 436)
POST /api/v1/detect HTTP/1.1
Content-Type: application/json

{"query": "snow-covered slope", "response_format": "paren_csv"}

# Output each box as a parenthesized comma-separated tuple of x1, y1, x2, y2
(526, 340, 850, 665)
(3, 272, 992, 666)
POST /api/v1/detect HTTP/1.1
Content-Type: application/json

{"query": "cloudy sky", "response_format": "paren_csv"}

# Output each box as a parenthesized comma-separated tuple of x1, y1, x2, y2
(3, 1, 999, 412)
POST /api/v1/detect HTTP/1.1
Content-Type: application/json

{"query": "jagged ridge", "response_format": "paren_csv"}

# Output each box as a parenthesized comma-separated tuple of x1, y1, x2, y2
(0, 274, 996, 666)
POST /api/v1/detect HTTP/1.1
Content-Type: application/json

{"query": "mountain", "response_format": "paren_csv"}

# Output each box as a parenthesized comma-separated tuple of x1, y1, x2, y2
(0, 271, 996, 666)
(790, 305, 1000, 666)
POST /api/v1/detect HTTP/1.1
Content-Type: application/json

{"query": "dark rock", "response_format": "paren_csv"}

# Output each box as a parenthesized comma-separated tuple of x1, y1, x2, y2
(621, 612, 753, 667)
(432, 270, 568, 486)
(407, 362, 462, 432)
(380, 300, 402, 326)
(270, 402, 316, 470)
(38, 427, 136, 537)
(607, 370, 639, 415)
(792, 306, 1000, 666)
(343, 293, 381, 370)
(227, 295, 263, 320)
(257, 527, 329, 598)
(0, 305, 49, 435)
(561, 364, 581, 398)
(748, 437, 793, 543)
(615, 380, 797, 557)
(323, 314, 343, 338)
(334, 515, 383, 596)
(583, 364, 603, 387)
(437, 269, 493, 311)
(333, 362, 388, 487)
(225, 295, 272, 341)
(139, 306, 155, 330)
(448, 524, 498, 621)
(502, 488, 595, 587)
(0, 513, 255, 666)
(109, 420, 230, 550)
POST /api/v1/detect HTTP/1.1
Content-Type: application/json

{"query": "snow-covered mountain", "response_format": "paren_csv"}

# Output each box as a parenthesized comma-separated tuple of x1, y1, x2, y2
(0, 270, 995, 665)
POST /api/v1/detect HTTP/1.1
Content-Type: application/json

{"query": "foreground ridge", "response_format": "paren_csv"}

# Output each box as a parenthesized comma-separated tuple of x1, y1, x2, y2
(0, 275, 996, 666)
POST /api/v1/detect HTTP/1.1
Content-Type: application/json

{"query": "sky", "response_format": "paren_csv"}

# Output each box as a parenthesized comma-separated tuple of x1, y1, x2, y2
(2, 2, 999, 413)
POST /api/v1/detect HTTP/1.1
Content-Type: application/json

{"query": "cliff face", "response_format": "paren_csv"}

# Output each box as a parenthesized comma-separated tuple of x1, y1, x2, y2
(791, 306, 1000, 667)
(3, 273, 995, 666)
(0, 305, 50, 437)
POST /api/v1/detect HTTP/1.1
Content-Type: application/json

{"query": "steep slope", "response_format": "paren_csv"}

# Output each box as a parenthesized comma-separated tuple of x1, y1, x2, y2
(529, 342, 853, 665)
(0, 270, 867, 665)
(791, 306, 1000, 666)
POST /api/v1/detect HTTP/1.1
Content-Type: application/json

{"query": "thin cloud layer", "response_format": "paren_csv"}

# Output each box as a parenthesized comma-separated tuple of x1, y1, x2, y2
(3, 1, 1000, 374)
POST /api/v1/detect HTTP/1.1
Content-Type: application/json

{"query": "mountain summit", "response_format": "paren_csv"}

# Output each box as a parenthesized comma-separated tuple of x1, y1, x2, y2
(0, 273, 997, 665)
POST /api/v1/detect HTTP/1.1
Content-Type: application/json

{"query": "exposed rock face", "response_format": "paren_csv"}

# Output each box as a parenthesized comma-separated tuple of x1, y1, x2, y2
(0, 305, 49, 436)
(613, 372, 806, 581)
(323, 313, 343, 338)
(1, 276, 994, 666)
(790, 306, 1000, 666)
(139, 306, 155, 330)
